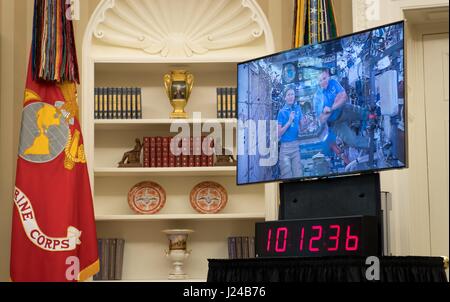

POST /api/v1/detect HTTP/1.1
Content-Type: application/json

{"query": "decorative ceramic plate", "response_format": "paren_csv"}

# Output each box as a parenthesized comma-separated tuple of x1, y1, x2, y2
(190, 181, 227, 214)
(128, 181, 166, 214)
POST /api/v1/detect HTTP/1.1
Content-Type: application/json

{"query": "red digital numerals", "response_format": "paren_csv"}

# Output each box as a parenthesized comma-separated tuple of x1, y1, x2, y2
(266, 224, 359, 254)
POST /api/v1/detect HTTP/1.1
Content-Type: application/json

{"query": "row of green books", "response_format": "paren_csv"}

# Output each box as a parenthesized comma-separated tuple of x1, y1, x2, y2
(94, 87, 142, 119)
(217, 87, 237, 119)
(228, 236, 255, 259)
(93, 238, 125, 281)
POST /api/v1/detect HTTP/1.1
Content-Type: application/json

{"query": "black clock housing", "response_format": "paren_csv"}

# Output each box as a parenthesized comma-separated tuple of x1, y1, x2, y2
(256, 216, 380, 258)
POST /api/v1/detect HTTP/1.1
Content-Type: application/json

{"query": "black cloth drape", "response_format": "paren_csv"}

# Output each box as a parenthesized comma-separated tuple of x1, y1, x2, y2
(207, 256, 448, 282)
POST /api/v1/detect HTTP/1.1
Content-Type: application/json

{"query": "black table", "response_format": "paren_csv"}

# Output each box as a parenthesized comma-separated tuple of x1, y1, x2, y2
(207, 256, 448, 282)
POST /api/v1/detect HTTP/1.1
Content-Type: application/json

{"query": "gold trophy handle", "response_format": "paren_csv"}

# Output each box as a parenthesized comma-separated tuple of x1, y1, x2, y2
(163, 74, 172, 100)
(185, 73, 194, 100)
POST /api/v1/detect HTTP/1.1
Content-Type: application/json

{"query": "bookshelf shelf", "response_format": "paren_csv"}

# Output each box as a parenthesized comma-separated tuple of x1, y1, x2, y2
(94, 118, 237, 130)
(82, 0, 277, 282)
(94, 167, 236, 177)
(95, 213, 266, 222)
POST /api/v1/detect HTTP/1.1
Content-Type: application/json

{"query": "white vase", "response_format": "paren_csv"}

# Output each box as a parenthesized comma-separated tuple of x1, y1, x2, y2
(162, 229, 194, 280)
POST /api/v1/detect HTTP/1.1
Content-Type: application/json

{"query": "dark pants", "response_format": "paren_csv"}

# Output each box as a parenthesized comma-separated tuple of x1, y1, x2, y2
(329, 104, 369, 149)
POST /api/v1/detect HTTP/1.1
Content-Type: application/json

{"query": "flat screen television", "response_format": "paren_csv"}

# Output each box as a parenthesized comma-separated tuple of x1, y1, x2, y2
(237, 21, 406, 185)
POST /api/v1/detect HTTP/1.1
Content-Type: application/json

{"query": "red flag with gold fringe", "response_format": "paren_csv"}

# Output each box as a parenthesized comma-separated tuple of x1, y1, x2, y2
(10, 0, 98, 282)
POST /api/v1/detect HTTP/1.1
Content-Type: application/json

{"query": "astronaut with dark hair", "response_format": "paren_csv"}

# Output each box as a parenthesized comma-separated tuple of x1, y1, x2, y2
(277, 87, 307, 179)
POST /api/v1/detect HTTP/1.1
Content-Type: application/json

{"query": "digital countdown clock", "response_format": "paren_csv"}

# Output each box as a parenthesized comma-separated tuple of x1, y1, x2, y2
(255, 216, 380, 257)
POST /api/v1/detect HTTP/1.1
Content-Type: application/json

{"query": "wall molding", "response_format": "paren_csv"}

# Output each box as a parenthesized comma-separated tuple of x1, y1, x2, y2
(351, 0, 449, 256)
(89, 0, 274, 58)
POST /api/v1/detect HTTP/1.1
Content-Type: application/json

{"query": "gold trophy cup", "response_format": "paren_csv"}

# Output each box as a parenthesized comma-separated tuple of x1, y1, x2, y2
(163, 70, 194, 119)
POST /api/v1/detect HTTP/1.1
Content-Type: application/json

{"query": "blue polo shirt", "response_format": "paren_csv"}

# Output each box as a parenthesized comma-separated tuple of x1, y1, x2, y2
(277, 104, 302, 143)
(320, 78, 345, 122)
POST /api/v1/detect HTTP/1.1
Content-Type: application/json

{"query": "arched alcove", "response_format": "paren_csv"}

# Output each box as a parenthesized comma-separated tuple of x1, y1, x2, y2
(80, 0, 278, 281)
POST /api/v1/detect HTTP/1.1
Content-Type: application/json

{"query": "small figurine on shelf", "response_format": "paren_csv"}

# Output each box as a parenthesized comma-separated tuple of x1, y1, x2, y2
(214, 148, 237, 167)
(118, 138, 143, 167)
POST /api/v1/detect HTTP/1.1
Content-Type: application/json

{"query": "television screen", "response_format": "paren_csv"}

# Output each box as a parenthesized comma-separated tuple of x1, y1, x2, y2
(237, 21, 406, 185)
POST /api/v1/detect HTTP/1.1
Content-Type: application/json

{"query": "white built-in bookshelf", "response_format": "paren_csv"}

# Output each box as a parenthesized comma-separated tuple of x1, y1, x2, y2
(82, 0, 277, 281)
(94, 167, 237, 177)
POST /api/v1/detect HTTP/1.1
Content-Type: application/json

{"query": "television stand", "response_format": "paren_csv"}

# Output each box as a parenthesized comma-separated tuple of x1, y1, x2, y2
(279, 173, 381, 221)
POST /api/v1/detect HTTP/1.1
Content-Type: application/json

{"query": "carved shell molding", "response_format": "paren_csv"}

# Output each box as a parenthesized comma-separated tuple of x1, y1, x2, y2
(354, 0, 369, 30)
(92, 0, 272, 57)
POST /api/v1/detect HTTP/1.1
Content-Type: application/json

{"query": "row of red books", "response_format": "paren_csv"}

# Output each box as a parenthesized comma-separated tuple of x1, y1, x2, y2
(143, 136, 216, 168)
